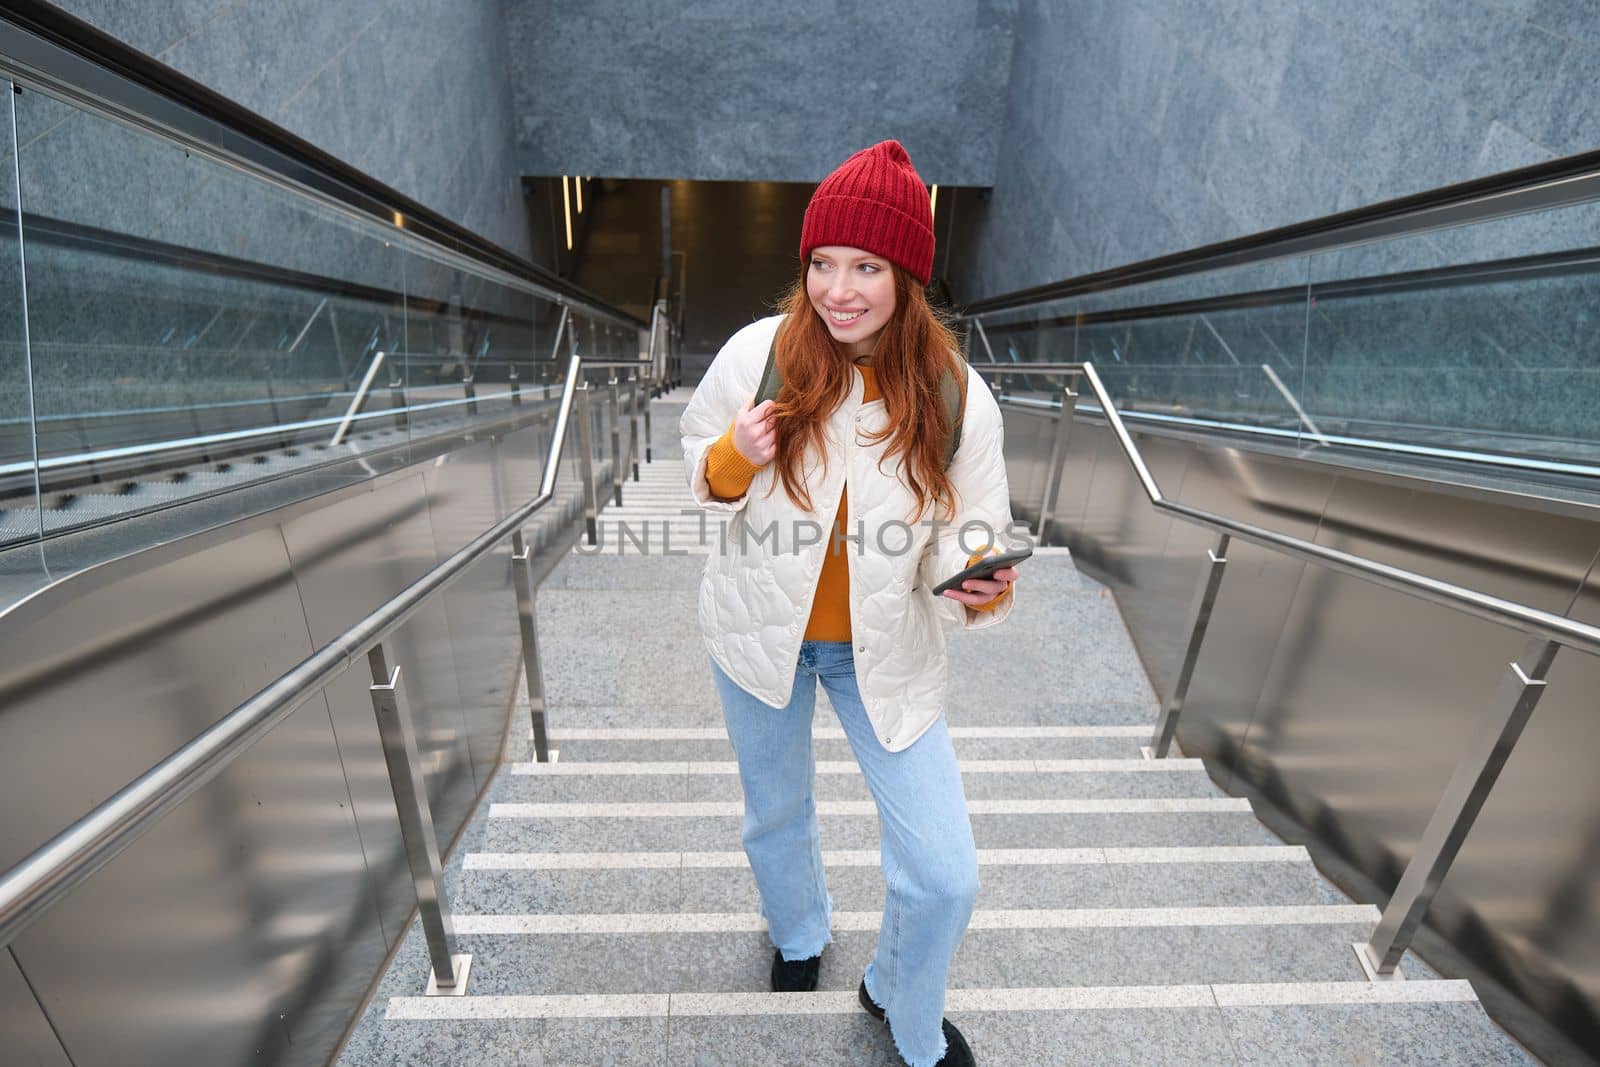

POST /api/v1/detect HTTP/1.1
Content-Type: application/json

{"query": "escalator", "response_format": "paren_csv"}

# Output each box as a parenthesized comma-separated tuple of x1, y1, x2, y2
(958, 149, 1600, 1066)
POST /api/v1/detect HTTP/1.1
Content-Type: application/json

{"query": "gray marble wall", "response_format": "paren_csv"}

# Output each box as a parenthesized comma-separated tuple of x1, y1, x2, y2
(954, 0, 1600, 299)
(52, 0, 532, 260)
(507, 0, 1017, 185)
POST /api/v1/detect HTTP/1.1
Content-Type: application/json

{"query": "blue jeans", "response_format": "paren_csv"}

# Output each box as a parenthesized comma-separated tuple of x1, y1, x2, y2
(708, 640, 980, 1067)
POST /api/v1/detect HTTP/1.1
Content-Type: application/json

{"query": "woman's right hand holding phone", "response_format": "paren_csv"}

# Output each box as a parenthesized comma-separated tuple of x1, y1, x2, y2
(732, 396, 778, 466)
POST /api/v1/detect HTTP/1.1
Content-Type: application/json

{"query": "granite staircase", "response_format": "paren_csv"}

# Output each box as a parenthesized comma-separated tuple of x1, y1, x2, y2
(336, 387, 1535, 1065)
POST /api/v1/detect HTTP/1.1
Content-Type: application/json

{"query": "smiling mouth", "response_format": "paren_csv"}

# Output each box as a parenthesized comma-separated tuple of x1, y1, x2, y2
(827, 308, 867, 323)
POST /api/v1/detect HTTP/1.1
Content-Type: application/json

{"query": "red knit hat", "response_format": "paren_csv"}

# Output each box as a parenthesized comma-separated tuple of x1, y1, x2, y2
(800, 140, 935, 286)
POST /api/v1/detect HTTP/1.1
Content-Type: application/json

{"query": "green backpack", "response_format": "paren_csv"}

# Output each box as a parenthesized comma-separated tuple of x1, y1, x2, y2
(753, 335, 967, 469)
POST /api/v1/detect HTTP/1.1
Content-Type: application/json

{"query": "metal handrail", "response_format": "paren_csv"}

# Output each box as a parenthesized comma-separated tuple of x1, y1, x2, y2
(0, 347, 591, 984)
(988, 390, 1600, 484)
(978, 362, 1600, 655)
(974, 357, 1600, 979)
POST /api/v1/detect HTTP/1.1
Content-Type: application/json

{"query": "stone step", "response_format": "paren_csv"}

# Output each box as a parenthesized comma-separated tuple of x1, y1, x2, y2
(540, 551, 707, 590)
(543, 543, 1103, 596)
(368, 905, 1388, 1001)
(452, 847, 1343, 915)
(533, 592, 1156, 711)
(538, 728, 1151, 763)
(524, 701, 1161, 733)
(471, 801, 1276, 854)
(497, 758, 1222, 803)
(349, 983, 1526, 1067)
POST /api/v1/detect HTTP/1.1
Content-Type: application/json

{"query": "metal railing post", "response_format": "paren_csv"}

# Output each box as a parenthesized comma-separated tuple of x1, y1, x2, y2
(972, 318, 1000, 364)
(366, 643, 468, 993)
(1036, 373, 1079, 543)
(1149, 533, 1231, 759)
(463, 373, 477, 416)
(607, 375, 622, 505)
(287, 297, 329, 353)
(643, 375, 655, 463)
(577, 381, 599, 546)
(545, 305, 572, 402)
(1359, 636, 1560, 977)
(644, 303, 665, 460)
(331, 350, 387, 447)
(389, 375, 409, 432)
(628, 370, 642, 481)
(509, 364, 522, 407)
(510, 534, 552, 763)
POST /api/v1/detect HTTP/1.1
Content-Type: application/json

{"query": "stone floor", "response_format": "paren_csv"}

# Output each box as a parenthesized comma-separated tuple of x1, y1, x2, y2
(335, 390, 1539, 1065)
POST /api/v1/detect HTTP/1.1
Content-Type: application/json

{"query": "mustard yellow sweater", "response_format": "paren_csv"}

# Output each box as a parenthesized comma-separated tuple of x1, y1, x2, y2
(704, 363, 1009, 641)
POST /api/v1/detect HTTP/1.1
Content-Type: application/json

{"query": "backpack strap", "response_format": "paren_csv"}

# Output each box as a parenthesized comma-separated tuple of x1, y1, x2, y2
(938, 350, 967, 470)
(754, 335, 783, 407)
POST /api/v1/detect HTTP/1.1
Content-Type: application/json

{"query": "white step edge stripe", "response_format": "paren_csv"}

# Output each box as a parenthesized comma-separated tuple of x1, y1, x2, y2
(597, 512, 725, 518)
(535, 726, 1152, 740)
(384, 980, 1477, 1020)
(462, 845, 1311, 870)
(573, 552, 714, 557)
(509, 758, 1204, 776)
(582, 520, 698, 525)
(572, 552, 714, 557)
(573, 546, 713, 554)
(588, 515, 718, 521)
(570, 539, 710, 545)
(583, 532, 740, 539)
(450, 905, 1379, 935)
(488, 797, 1253, 818)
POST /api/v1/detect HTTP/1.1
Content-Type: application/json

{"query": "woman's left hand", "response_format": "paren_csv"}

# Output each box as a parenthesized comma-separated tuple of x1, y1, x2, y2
(942, 558, 1020, 605)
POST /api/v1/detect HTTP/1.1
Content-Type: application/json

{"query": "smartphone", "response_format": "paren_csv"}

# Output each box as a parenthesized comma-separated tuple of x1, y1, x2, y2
(930, 546, 1033, 597)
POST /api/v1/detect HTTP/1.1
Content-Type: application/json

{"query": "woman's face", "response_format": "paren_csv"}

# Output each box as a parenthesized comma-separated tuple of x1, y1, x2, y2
(806, 245, 896, 358)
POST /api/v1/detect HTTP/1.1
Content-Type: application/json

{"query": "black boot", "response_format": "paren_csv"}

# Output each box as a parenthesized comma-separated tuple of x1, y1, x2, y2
(927, 1020, 976, 1067)
(770, 948, 821, 992)
(859, 981, 976, 1066)
(859, 980, 886, 1020)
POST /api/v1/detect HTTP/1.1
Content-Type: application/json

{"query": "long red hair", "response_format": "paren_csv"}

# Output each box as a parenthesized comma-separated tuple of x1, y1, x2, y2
(759, 265, 964, 525)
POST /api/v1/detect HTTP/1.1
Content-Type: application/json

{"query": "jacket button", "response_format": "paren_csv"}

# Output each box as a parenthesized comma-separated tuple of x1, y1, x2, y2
(857, 645, 865, 652)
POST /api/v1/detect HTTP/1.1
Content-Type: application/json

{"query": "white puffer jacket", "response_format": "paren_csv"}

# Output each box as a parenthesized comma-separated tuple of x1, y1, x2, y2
(679, 313, 1021, 752)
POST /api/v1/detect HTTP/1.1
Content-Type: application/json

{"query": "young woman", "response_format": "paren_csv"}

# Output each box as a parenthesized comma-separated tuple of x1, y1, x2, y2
(678, 140, 1021, 1067)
